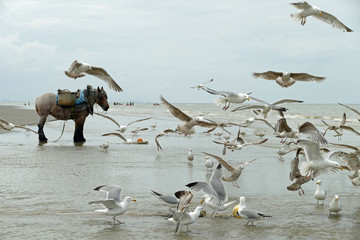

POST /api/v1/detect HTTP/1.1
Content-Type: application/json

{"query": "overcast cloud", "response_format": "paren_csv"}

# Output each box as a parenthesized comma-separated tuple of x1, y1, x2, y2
(0, 0, 359, 103)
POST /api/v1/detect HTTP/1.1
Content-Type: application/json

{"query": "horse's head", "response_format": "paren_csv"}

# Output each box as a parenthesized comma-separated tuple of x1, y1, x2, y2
(96, 87, 109, 111)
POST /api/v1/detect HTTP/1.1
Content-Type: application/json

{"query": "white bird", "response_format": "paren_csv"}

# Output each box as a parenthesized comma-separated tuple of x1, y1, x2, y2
(190, 79, 214, 90)
(89, 185, 136, 224)
(290, 2, 353, 32)
(99, 141, 109, 152)
(94, 112, 151, 133)
(236, 196, 272, 226)
(65, 60, 123, 92)
(252, 71, 326, 88)
(200, 195, 236, 216)
(232, 99, 304, 118)
(314, 180, 327, 205)
(154, 128, 178, 151)
(201, 86, 257, 111)
(168, 190, 202, 233)
(102, 132, 147, 145)
(187, 148, 194, 161)
(186, 163, 228, 203)
(160, 96, 218, 135)
(204, 152, 255, 188)
(297, 140, 343, 178)
(204, 156, 214, 171)
(0, 117, 38, 134)
(328, 195, 342, 215)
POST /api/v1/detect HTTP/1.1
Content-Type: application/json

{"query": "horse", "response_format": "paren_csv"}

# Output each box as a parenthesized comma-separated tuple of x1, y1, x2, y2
(35, 85, 109, 143)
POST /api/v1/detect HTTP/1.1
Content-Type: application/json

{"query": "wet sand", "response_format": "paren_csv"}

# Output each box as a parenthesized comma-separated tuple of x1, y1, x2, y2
(0, 103, 360, 239)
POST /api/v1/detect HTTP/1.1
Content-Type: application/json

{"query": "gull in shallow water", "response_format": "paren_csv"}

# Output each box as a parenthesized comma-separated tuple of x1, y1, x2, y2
(0, 117, 38, 134)
(314, 180, 327, 205)
(236, 196, 272, 226)
(287, 148, 312, 195)
(187, 148, 194, 161)
(65, 60, 123, 92)
(252, 71, 326, 88)
(297, 140, 343, 178)
(160, 96, 218, 135)
(200, 194, 236, 216)
(328, 195, 342, 215)
(203, 152, 255, 188)
(99, 141, 109, 152)
(290, 2, 353, 32)
(102, 131, 147, 144)
(89, 185, 136, 224)
(168, 190, 203, 234)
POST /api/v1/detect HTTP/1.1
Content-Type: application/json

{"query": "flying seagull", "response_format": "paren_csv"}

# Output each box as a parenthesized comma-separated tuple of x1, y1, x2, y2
(290, 2, 353, 32)
(190, 79, 214, 90)
(65, 60, 123, 92)
(0, 117, 38, 134)
(252, 71, 326, 88)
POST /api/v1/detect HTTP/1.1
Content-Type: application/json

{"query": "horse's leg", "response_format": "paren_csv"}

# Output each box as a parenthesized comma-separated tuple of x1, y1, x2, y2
(38, 115, 48, 143)
(74, 117, 86, 143)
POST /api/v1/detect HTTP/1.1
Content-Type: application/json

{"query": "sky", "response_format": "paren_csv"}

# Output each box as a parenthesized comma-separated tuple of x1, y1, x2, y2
(0, 0, 359, 104)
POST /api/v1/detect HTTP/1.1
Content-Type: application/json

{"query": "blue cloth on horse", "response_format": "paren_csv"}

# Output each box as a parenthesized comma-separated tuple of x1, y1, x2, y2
(75, 90, 85, 105)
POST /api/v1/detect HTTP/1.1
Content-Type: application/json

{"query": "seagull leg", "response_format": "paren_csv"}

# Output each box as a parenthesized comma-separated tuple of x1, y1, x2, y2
(113, 217, 124, 224)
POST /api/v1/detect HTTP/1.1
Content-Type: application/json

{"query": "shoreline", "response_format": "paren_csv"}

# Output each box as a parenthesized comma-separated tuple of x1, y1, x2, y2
(0, 105, 40, 134)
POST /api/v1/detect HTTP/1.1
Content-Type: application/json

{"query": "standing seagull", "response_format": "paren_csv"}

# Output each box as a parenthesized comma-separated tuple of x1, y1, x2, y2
(314, 180, 327, 205)
(203, 152, 255, 188)
(252, 71, 326, 88)
(290, 2, 353, 32)
(89, 185, 136, 224)
(99, 141, 109, 152)
(65, 60, 123, 92)
(236, 196, 272, 226)
(328, 195, 342, 215)
(187, 148, 194, 161)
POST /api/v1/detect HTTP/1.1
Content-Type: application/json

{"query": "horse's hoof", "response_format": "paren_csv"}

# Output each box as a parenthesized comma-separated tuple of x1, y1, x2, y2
(39, 137, 48, 143)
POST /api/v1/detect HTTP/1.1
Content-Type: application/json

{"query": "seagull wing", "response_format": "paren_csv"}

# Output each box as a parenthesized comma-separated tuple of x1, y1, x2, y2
(94, 112, 120, 128)
(313, 11, 353, 32)
(241, 159, 256, 168)
(297, 140, 323, 162)
(160, 96, 192, 122)
(254, 119, 275, 131)
(299, 121, 328, 145)
(94, 185, 122, 201)
(252, 71, 283, 80)
(209, 163, 227, 202)
(338, 103, 360, 115)
(85, 66, 123, 92)
(272, 99, 304, 105)
(340, 126, 360, 136)
(126, 117, 152, 127)
(102, 132, 127, 142)
(289, 73, 326, 82)
(290, 2, 312, 10)
(203, 152, 235, 172)
(89, 199, 119, 209)
(13, 125, 38, 134)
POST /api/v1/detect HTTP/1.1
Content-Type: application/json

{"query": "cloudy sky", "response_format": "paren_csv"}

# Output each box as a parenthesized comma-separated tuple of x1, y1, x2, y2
(0, 0, 359, 103)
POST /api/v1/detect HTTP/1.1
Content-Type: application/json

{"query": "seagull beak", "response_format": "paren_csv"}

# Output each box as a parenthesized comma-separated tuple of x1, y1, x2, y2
(319, 12, 322, 16)
(132, 199, 137, 202)
(339, 166, 343, 170)
(200, 200, 204, 204)
(247, 98, 250, 101)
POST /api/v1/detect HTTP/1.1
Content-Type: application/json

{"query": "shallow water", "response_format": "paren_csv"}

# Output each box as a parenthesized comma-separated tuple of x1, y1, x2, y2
(0, 103, 359, 239)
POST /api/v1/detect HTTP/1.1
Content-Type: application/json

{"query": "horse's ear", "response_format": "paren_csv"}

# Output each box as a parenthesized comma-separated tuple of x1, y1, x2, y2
(97, 87, 100, 93)
(101, 87, 104, 90)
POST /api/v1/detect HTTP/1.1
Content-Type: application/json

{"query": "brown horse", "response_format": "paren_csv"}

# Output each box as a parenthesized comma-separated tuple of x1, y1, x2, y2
(35, 85, 109, 143)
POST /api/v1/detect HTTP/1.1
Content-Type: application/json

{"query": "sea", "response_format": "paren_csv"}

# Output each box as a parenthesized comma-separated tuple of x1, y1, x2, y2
(0, 102, 359, 239)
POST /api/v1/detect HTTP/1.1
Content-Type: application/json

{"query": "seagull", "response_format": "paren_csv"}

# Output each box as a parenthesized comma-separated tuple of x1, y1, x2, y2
(287, 148, 311, 195)
(94, 112, 151, 133)
(200, 195, 236, 216)
(204, 156, 214, 171)
(190, 79, 214, 90)
(232, 99, 304, 118)
(186, 163, 228, 203)
(65, 60, 123, 92)
(99, 141, 109, 152)
(102, 131, 147, 144)
(328, 195, 342, 215)
(203, 152, 255, 188)
(89, 185, 136, 224)
(168, 190, 203, 234)
(160, 96, 218, 135)
(314, 180, 327, 205)
(275, 119, 328, 145)
(213, 128, 268, 155)
(200, 86, 263, 111)
(151, 190, 180, 214)
(0, 117, 38, 134)
(290, 2, 353, 32)
(321, 113, 347, 139)
(187, 148, 194, 161)
(154, 128, 178, 151)
(236, 196, 272, 226)
(297, 139, 343, 178)
(252, 71, 326, 88)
